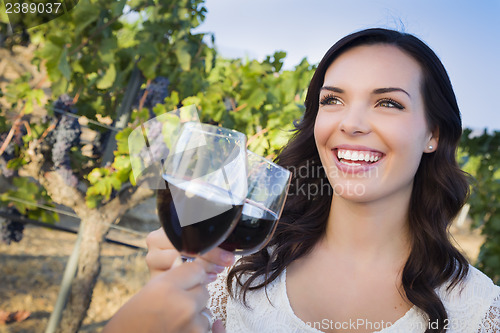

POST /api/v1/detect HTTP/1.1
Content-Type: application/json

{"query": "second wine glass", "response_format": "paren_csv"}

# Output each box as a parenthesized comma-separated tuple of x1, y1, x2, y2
(219, 150, 291, 255)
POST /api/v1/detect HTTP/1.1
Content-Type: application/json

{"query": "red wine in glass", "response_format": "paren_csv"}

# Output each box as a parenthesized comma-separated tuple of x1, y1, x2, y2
(218, 150, 291, 256)
(219, 200, 278, 254)
(157, 175, 243, 256)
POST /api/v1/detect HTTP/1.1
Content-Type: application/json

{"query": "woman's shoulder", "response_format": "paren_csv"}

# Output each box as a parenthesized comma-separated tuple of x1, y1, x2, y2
(436, 264, 500, 332)
(439, 264, 499, 300)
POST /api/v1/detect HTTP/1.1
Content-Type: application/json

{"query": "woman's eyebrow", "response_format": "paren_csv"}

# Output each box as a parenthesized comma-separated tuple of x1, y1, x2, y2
(372, 87, 411, 98)
(320, 86, 344, 93)
(321, 86, 410, 98)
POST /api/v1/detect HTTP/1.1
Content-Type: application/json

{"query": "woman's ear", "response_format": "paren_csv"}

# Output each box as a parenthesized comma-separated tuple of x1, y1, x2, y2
(425, 127, 439, 153)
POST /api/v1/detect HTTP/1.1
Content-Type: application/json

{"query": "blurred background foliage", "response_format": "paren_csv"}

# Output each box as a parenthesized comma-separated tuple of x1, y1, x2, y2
(0, 0, 498, 289)
(459, 129, 500, 283)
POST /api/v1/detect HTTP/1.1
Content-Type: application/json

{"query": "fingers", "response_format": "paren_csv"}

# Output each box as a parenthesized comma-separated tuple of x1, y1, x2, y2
(165, 261, 216, 290)
(200, 247, 235, 267)
(146, 228, 235, 268)
(146, 227, 172, 250)
(145, 247, 178, 274)
(146, 226, 235, 274)
(186, 284, 210, 314)
(145, 227, 235, 286)
(145, 228, 178, 278)
(105, 255, 217, 333)
(195, 247, 235, 276)
(171, 269, 212, 333)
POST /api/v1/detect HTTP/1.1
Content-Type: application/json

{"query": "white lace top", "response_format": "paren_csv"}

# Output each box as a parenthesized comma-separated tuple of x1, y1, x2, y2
(208, 265, 500, 332)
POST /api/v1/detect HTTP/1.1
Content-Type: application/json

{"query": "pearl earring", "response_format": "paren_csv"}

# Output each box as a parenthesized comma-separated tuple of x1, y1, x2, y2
(428, 145, 433, 150)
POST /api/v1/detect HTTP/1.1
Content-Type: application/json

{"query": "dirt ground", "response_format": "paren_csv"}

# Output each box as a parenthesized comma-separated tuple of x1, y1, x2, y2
(0, 215, 486, 333)
(0, 219, 154, 333)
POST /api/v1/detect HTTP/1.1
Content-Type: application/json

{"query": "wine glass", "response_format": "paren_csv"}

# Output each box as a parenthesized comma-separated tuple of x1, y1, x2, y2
(219, 150, 291, 255)
(156, 122, 248, 261)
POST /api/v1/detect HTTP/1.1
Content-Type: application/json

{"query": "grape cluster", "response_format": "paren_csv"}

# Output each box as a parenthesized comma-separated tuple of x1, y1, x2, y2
(0, 125, 26, 178)
(51, 95, 81, 186)
(138, 119, 169, 164)
(0, 207, 24, 245)
(135, 76, 170, 115)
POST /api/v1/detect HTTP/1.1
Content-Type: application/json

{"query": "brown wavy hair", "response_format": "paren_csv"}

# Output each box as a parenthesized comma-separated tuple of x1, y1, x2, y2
(227, 28, 470, 332)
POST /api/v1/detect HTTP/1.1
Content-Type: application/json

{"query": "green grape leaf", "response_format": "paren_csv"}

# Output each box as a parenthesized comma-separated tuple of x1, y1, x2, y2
(175, 40, 192, 71)
(6, 156, 26, 170)
(115, 167, 131, 183)
(73, 0, 101, 35)
(111, 0, 127, 16)
(205, 49, 214, 73)
(58, 48, 71, 80)
(87, 168, 108, 184)
(115, 128, 133, 155)
(96, 64, 117, 90)
(138, 55, 160, 80)
(112, 155, 131, 170)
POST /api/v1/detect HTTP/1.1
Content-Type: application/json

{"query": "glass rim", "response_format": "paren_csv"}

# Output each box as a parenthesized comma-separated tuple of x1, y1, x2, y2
(247, 149, 291, 176)
(183, 121, 246, 139)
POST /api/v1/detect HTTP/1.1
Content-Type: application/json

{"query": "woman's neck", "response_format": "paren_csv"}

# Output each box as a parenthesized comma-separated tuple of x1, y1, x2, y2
(323, 190, 412, 268)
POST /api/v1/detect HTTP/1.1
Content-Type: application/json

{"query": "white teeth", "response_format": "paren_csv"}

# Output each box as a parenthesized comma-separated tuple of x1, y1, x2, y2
(336, 149, 383, 164)
(342, 161, 361, 166)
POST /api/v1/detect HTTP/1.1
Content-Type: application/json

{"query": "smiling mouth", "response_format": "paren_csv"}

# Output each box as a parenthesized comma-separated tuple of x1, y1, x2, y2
(334, 148, 385, 166)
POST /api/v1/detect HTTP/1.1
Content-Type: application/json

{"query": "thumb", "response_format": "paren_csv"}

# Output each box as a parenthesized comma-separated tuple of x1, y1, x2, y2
(212, 320, 226, 333)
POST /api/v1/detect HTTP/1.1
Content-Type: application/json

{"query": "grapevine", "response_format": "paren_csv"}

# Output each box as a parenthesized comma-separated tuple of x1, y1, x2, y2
(0, 0, 221, 330)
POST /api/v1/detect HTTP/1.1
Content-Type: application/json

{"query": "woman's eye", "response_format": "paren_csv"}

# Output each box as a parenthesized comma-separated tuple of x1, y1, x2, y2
(376, 99, 404, 110)
(320, 95, 343, 106)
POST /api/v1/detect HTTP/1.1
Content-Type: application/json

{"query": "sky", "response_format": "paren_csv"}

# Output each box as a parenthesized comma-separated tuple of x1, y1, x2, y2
(193, 0, 500, 131)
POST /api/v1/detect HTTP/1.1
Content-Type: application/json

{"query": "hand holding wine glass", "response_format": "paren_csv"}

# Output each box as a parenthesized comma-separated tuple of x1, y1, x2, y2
(103, 259, 226, 333)
(145, 227, 235, 280)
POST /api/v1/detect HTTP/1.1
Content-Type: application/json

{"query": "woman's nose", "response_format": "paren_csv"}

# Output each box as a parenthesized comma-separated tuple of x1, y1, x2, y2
(339, 106, 371, 136)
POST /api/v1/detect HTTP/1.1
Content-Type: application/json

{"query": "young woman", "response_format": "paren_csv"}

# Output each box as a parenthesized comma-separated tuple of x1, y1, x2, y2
(117, 28, 500, 332)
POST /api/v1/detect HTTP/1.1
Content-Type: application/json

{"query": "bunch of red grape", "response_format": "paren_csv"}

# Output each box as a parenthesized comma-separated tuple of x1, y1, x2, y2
(0, 125, 25, 178)
(135, 76, 170, 115)
(49, 95, 82, 186)
(0, 207, 24, 245)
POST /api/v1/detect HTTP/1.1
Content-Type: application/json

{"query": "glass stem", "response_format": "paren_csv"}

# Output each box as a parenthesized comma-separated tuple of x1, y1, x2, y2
(181, 255, 195, 263)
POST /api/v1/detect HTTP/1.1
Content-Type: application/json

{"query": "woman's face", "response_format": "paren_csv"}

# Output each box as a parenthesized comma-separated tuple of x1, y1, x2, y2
(314, 44, 438, 203)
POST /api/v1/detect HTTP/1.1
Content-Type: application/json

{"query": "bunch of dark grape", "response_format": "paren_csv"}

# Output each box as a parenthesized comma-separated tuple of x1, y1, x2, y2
(0, 124, 26, 178)
(137, 118, 169, 164)
(50, 95, 82, 186)
(0, 207, 24, 245)
(135, 77, 170, 115)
